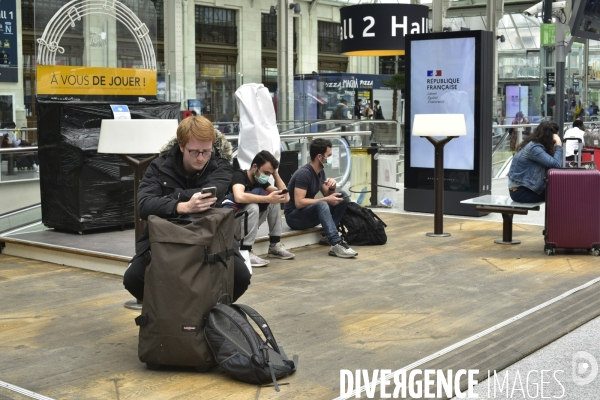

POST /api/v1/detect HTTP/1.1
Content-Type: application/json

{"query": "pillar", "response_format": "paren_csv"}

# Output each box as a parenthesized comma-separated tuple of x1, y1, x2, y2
(486, 0, 504, 118)
(165, 0, 184, 105)
(277, 0, 294, 122)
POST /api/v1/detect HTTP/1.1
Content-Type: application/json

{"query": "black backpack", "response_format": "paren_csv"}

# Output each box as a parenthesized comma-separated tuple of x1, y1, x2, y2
(204, 303, 298, 391)
(339, 202, 387, 245)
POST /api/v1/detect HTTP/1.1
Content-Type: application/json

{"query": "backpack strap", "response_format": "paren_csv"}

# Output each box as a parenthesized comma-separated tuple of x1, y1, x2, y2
(231, 304, 298, 391)
(205, 247, 235, 269)
(369, 210, 387, 227)
(232, 304, 281, 352)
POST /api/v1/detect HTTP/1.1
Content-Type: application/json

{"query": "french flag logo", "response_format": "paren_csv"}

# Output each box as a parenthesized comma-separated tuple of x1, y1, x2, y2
(427, 70, 442, 76)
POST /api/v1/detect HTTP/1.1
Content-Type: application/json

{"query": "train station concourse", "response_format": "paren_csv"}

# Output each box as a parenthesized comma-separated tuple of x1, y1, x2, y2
(1, 1, 600, 399)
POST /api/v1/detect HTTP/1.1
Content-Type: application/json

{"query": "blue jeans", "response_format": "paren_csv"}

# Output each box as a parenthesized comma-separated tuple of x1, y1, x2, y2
(285, 191, 350, 246)
(509, 186, 545, 203)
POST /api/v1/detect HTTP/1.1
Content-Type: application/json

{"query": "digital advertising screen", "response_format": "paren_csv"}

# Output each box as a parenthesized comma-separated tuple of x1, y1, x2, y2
(505, 85, 529, 122)
(409, 37, 475, 170)
(404, 30, 493, 217)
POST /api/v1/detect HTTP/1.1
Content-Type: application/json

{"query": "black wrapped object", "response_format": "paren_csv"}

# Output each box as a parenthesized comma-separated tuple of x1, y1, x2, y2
(36, 100, 180, 233)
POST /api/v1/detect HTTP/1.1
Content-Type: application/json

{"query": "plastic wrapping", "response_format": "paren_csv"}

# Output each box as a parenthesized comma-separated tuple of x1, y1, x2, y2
(37, 100, 180, 232)
(235, 84, 281, 169)
(349, 148, 371, 206)
(374, 149, 399, 207)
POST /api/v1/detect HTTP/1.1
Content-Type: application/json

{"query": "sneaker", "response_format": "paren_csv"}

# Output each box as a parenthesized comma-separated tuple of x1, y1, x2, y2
(268, 243, 295, 260)
(33, 163, 39, 173)
(319, 235, 330, 246)
(249, 251, 269, 267)
(328, 241, 358, 258)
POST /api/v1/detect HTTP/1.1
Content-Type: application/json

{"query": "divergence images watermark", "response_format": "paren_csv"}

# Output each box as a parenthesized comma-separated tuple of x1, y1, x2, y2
(339, 352, 598, 399)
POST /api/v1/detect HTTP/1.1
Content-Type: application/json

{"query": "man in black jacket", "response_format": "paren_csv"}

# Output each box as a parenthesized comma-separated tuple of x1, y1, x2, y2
(123, 116, 251, 301)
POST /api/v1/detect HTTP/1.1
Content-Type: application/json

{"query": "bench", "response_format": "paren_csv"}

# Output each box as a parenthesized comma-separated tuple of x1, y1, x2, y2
(461, 195, 543, 245)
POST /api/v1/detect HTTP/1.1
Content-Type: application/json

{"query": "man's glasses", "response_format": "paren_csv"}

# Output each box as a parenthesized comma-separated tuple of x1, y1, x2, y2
(185, 148, 212, 158)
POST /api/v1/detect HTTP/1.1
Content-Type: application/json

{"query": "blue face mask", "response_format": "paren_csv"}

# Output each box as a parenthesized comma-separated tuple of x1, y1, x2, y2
(255, 171, 270, 185)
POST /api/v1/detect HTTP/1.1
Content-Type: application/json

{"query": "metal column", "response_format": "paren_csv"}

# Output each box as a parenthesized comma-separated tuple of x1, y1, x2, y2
(556, 22, 567, 135)
(277, 0, 294, 124)
(165, 0, 184, 106)
(486, 1, 504, 118)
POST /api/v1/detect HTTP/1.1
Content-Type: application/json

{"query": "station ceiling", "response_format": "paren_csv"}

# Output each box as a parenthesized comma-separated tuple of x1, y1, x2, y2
(320, 0, 600, 51)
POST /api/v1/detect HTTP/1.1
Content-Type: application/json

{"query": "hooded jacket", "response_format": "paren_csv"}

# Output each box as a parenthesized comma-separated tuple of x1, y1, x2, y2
(133, 130, 233, 256)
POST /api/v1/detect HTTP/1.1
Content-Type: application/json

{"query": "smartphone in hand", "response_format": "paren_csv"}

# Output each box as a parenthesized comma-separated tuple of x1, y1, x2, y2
(200, 186, 217, 197)
(280, 189, 289, 195)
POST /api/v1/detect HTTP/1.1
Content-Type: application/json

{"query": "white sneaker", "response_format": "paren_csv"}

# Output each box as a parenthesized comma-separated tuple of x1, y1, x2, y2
(249, 251, 270, 267)
(33, 163, 39, 172)
(328, 241, 358, 258)
(268, 242, 295, 259)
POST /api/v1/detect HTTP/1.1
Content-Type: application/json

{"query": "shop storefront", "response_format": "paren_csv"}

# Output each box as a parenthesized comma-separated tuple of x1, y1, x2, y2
(293, 73, 392, 122)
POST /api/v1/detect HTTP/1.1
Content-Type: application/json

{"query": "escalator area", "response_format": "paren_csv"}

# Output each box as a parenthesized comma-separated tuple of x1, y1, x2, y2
(0, 143, 46, 236)
(0, 204, 44, 236)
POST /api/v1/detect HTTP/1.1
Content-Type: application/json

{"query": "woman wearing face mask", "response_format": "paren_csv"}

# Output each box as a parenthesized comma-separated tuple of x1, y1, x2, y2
(224, 150, 294, 267)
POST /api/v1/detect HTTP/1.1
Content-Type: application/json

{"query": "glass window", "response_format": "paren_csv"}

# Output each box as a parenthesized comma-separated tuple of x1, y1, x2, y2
(261, 14, 297, 51)
(195, 64, 237, 123)
(0, 95, 14, 125)
(149, 0, 164, 40)
(262, 67, 278, 82)
(195, 6, 237, 44)
(262, 14, 277, 48)
(318, 21, 342, 53)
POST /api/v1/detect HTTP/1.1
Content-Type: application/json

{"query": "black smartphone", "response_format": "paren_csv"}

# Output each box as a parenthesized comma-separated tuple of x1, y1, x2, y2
(200, 186, 217, 197)
(280, 189, 289, 195)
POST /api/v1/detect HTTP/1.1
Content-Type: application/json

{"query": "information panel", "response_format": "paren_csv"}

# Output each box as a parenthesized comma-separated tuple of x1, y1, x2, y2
(0, 0, 18, 82)
(410, 37, 475, 170)
(404, 30, 493, 217)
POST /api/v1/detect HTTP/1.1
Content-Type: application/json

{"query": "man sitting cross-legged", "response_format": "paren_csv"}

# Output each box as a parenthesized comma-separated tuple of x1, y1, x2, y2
(284, 138, 358, 258)
(226, 150, 295, 267)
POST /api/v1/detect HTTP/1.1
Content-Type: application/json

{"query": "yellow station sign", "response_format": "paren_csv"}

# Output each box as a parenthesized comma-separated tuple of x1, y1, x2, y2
(36, 65, 157, 96)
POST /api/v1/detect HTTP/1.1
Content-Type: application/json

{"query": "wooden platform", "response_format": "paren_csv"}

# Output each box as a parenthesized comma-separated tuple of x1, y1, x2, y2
(0, 218, 322, 275)
(1, 213, 600, 400)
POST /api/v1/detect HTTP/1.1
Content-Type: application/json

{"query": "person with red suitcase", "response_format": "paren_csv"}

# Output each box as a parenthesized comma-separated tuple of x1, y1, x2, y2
(508, 121, 563, 203)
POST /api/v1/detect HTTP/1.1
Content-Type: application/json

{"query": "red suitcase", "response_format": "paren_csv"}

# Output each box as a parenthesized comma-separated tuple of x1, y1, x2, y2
(544, 169, 600, 255)
(582, 147, 600, 170)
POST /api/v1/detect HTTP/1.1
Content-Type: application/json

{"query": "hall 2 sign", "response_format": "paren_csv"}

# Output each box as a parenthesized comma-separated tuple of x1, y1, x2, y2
(340, 4, 429, 56)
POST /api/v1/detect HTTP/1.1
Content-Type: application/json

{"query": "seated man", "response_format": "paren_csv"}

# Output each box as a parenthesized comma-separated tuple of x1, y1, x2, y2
(123, 115, 251, 302)
(285, 138, 358, 258)
(227, 150, 295, 267)
(563, 119, 585, 162)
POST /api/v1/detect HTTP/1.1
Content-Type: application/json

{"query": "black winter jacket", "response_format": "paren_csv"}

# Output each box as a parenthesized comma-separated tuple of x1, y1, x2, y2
(133, 141, 233, 257)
